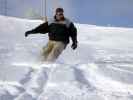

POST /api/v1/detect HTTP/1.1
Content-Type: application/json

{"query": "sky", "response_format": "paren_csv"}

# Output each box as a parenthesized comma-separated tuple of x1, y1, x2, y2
(0, 0, 133, 27)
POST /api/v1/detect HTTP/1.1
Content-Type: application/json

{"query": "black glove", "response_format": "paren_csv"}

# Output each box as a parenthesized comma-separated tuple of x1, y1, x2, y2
(25, 31, 32, 37)
(71, 42, 77, 50)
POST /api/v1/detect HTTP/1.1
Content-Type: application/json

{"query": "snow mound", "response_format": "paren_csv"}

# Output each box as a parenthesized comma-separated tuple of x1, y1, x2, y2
(0, 15, 133, 100)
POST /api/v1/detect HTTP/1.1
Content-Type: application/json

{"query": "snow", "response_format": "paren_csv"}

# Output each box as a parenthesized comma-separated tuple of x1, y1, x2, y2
(0, 15, 133, 100)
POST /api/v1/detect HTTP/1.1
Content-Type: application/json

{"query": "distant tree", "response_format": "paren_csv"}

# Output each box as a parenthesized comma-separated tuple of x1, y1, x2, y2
(0, 0, 8, 15)
(25, 8, 42, 19)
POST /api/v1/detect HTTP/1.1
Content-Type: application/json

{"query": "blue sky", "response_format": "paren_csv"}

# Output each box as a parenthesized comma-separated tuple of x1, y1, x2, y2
(70, 0, 133, 27)
(0, 0, 133, 27)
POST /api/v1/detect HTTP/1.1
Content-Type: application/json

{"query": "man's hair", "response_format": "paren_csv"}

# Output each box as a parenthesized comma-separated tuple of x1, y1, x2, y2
(56, 8, 64, 13)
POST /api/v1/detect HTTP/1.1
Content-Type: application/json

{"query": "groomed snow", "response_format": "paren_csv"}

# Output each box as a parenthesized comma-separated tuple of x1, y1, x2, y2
(0, 15, 133, 100)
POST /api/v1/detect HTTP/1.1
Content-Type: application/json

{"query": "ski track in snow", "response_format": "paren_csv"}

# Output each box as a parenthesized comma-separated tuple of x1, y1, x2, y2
(0, 15, 133, 100)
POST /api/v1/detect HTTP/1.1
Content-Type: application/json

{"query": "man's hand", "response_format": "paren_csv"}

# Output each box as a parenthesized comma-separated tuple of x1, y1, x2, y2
(25, 31, 32, 37)
(71, 42, 77, 50)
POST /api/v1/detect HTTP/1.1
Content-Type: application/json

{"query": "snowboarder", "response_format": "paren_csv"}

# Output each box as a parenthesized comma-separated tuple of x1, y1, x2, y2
(25, 8, 78, 62)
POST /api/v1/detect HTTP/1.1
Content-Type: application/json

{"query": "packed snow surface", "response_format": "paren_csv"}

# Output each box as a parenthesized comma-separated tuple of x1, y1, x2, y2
(0, 15, 133, 100)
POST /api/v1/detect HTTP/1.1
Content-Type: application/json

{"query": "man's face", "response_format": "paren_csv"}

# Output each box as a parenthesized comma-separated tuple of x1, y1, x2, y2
(55, 12, 64, 21)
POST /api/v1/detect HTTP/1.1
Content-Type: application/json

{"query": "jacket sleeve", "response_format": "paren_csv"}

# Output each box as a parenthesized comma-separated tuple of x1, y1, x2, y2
(69, 22, 78, 43)
(28, 22, 49, 34)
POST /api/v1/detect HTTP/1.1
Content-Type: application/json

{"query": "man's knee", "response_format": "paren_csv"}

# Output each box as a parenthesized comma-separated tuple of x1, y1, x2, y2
(42, 41, 67, 62)
(41, 41, 54, 60)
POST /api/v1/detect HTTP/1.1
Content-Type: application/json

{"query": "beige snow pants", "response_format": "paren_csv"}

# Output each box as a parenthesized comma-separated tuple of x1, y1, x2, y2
(42, 40, 67, 62)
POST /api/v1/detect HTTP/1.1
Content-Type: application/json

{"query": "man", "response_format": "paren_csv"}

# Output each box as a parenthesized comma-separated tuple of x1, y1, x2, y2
(25, 8, 78, 62)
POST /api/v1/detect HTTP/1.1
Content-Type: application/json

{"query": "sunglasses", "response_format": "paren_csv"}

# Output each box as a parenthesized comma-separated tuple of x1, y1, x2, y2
(56, 13, 64, 16)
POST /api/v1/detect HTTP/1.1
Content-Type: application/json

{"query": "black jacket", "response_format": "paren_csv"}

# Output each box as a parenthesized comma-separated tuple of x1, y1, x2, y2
(27, 18, 77, 44)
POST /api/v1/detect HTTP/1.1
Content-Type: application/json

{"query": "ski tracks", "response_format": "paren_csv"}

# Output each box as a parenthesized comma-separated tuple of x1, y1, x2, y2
(14, 66, 51, 100)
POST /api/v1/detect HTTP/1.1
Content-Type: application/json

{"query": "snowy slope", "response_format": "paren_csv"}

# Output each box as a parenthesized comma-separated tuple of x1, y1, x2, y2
(0, 15, 133, 100)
